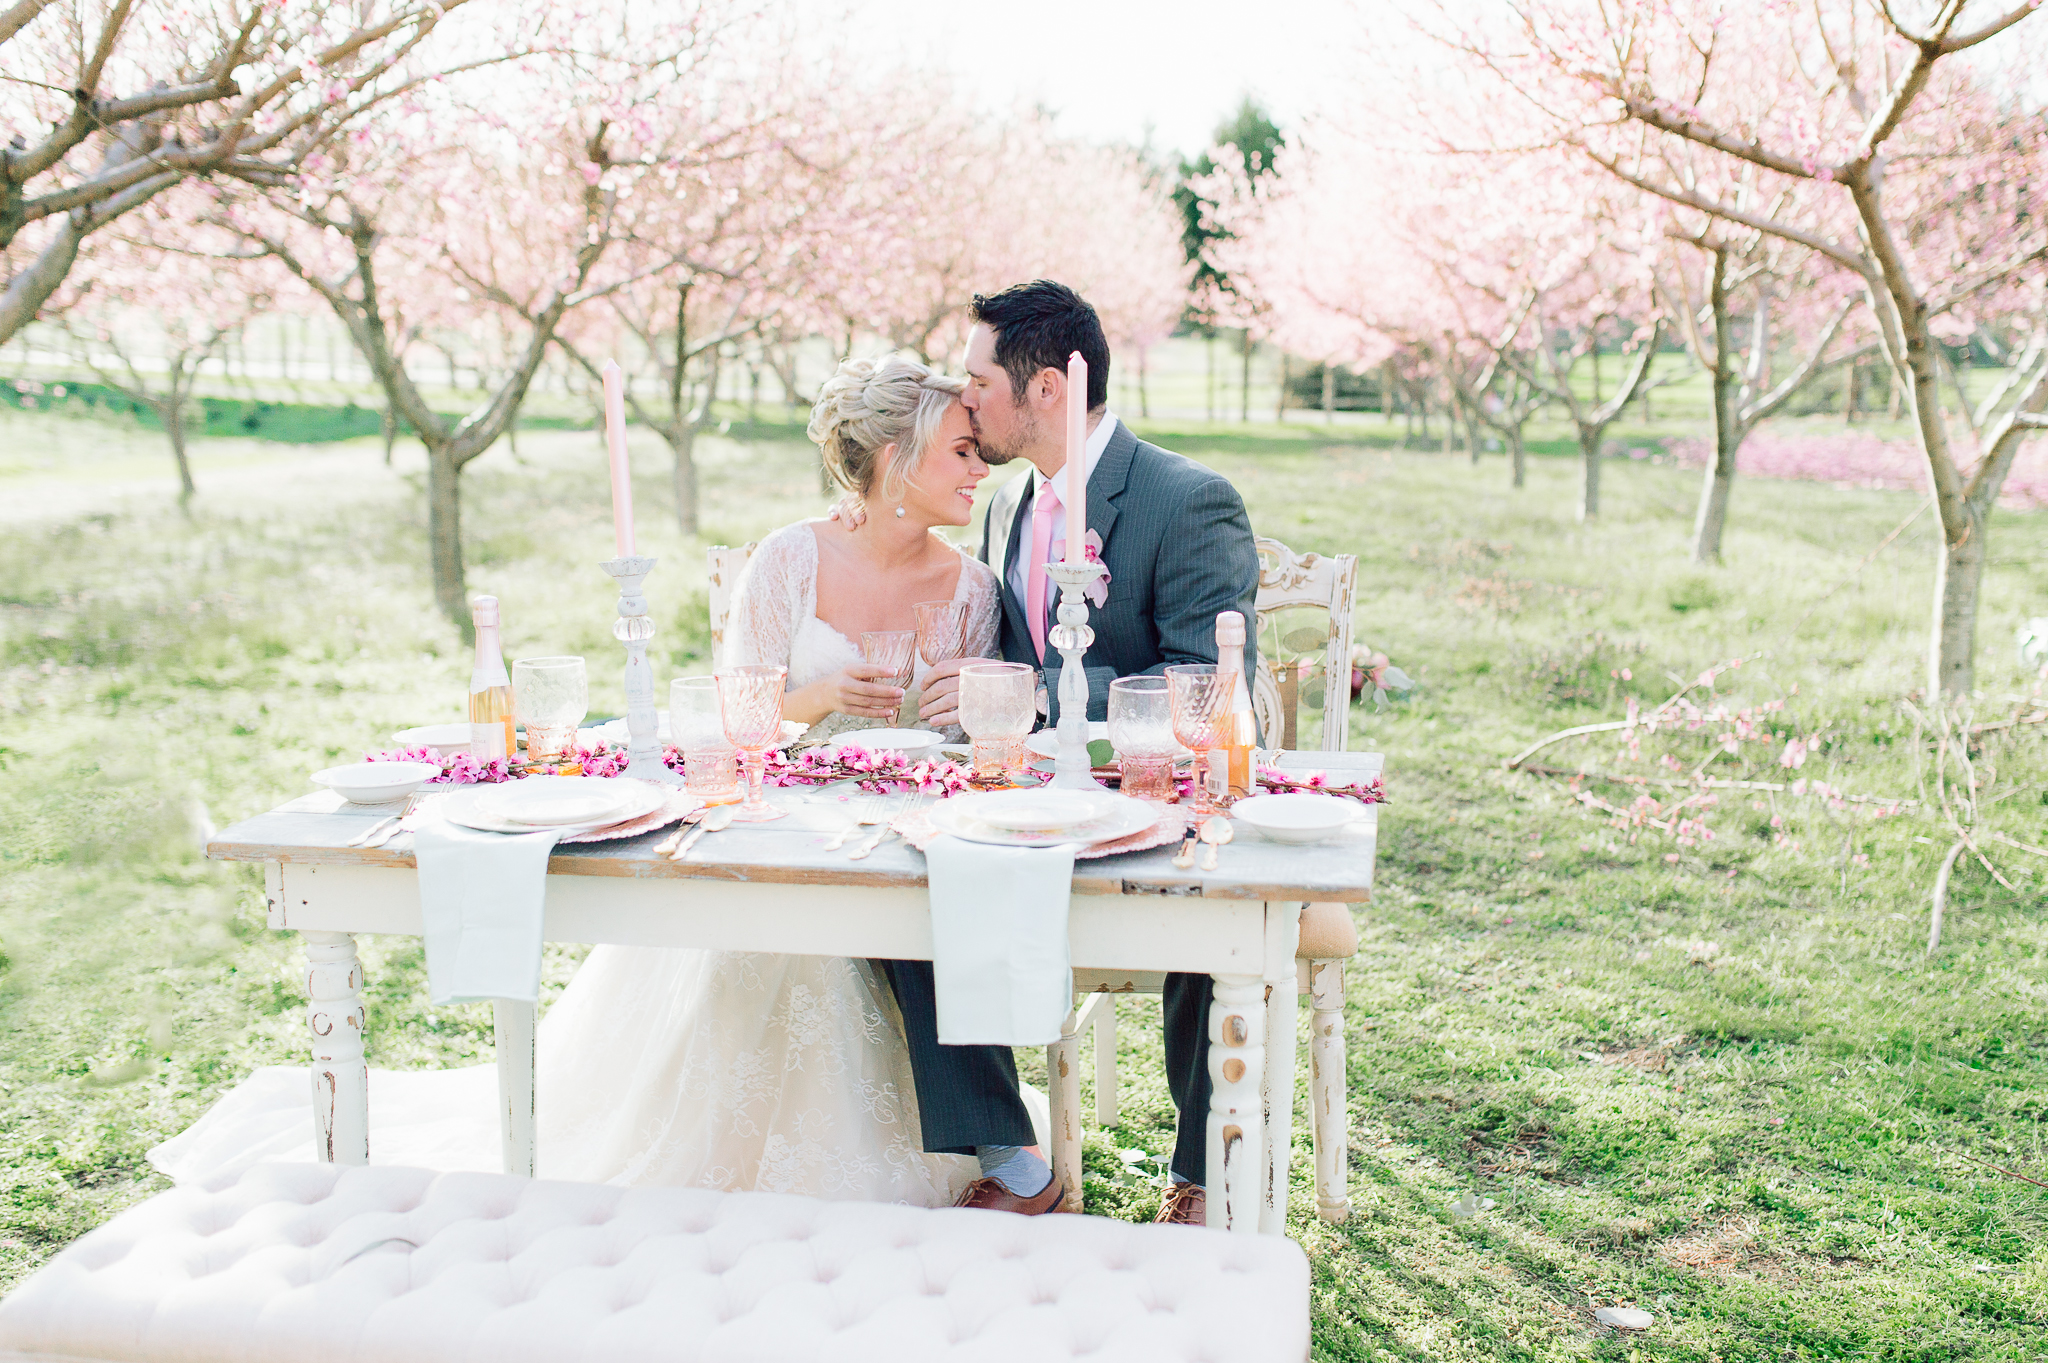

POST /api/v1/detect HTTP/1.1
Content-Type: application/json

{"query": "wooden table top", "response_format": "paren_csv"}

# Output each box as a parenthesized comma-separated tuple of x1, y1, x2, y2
(208, 753, 1381, 904)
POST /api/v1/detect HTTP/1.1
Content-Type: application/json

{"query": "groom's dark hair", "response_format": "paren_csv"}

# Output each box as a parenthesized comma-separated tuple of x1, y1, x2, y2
(970, 280, 1110, 411)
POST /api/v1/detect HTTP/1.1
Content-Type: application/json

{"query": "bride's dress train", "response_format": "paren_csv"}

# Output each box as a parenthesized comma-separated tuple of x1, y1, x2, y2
(152, 520, 1033, 1205)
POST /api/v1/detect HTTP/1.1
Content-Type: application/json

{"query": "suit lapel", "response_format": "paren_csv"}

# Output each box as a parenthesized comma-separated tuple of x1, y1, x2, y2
(1088, 420, 1137, 557)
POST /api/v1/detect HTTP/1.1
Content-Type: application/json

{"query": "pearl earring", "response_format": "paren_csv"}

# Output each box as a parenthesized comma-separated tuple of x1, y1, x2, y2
(894, 505, 906, 518)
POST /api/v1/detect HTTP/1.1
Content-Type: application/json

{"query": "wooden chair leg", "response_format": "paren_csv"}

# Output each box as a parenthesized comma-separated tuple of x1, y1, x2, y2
(1048, 1004, 1087, 1213)
(1093, 996, 1119, 1127)
(1308, 958, 1351, 1222)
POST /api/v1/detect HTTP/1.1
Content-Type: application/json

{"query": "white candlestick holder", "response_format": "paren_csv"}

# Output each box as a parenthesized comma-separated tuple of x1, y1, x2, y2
(600, 555, 680, 785)
(1044, 559, 1108, 791)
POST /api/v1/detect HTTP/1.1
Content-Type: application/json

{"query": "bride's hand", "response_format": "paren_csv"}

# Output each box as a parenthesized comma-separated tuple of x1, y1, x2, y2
(789, 664, 903, 723)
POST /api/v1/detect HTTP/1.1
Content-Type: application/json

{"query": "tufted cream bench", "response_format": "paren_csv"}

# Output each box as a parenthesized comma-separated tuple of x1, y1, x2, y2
(0, 1162, 1309, 1363)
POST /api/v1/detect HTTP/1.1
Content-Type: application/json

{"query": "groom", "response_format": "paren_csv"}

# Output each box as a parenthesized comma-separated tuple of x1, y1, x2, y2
(894, 279, 1260, 1224)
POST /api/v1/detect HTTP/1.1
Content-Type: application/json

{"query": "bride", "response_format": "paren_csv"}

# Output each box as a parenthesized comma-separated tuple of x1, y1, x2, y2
(526, 355, 1000, 1202)
(152, 355, 1019, 1208)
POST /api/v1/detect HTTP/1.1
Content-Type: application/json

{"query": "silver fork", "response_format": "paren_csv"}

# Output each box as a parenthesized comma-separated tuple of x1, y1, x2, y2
(348, 792, 427, 848)
(849, 792, 920, 861)
(824, 792, 890, 851)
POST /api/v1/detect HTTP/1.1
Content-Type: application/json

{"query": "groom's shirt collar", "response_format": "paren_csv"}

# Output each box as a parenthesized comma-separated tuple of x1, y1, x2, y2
(1009, 412, 1120, 606)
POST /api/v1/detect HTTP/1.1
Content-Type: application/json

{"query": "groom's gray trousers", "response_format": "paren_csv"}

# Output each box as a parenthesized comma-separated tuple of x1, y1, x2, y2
(875, 957, 1216, 1183)
(877, 422, 1258, 1188)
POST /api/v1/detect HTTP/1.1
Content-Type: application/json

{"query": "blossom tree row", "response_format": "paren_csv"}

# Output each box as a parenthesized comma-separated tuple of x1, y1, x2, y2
(1211, 0, 2046, 694)
(10, 1, 1188, 623)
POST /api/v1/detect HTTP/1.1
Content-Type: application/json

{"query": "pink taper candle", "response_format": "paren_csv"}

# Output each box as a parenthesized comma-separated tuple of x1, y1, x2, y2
(1065, 350, 1087, 564)
(603, 359, 634, 558)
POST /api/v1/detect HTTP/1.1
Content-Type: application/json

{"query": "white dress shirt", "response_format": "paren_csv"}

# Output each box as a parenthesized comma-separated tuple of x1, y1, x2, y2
(1007, 411, 1121, 610)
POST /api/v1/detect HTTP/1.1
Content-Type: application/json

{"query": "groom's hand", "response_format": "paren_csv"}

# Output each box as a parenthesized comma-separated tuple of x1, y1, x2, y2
(825, 495, 867, 530)
(917, 656, 998, 729)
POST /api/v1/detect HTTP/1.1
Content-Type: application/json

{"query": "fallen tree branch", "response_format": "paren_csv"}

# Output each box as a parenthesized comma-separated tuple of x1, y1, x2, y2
(1929, 837, 1966, 954)
(1517, 764, 1918, 806)
(1951, 1150, 2048, 1191)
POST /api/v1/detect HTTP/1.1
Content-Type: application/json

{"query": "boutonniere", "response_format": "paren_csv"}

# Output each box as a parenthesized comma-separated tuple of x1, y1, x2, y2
(1080, 530, 1110, 608)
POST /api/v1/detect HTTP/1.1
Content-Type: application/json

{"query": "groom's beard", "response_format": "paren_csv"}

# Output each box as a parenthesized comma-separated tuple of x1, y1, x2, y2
(968, 405, 1032, 467)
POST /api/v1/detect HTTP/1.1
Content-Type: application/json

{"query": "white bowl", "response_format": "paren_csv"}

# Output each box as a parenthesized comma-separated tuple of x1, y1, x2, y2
(1231, 793, 1361, 844)
(821, 728, 943, 758)
(392, 723, 473, 756)
(313, 761, 441, 805)
(1025, 723, 1108, 759)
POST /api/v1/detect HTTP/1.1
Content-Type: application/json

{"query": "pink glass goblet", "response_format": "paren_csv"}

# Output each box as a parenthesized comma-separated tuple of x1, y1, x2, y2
(715, 664, 788, 823)
(1166, 664, 1231, 820)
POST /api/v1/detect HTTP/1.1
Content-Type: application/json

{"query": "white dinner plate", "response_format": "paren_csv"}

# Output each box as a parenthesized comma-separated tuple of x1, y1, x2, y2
(946, 788, 1124, 832)
(926, 793, 1157, 848)
(817, 728, 944, 759)
(475, 776, 646, 826)
(442, 779, 668, 834)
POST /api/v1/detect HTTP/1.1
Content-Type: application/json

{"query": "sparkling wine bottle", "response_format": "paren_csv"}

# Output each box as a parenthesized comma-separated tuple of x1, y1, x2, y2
(468, 595, 514, 761)
(1215, 610, 1258, 801)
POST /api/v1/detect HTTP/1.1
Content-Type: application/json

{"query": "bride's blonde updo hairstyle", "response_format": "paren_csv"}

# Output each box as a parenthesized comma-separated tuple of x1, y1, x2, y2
(806, 354, 967, 508)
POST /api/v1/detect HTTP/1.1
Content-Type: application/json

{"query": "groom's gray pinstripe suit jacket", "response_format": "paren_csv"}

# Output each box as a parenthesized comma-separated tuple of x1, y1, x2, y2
(976, 420, 1260, 722)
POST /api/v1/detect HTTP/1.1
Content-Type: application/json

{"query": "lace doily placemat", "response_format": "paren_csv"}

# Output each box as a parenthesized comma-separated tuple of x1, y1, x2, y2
(891, 804, 1184, 860)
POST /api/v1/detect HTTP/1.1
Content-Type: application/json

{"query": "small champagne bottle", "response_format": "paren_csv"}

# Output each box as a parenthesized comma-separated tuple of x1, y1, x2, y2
(469, 595, 515, 761)
(1215, 610, 1258, 802)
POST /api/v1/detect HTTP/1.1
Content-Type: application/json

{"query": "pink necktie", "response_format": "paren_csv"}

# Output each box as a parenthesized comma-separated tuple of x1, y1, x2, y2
(1026, 479, 1060, 663)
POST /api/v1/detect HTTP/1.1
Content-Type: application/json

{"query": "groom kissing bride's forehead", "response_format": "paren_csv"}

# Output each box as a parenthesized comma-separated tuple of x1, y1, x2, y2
(887, 278, 1261, 1224)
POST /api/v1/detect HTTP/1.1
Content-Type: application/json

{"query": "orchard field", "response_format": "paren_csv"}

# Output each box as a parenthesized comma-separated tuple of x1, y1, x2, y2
(2, 384, 2044, 1361)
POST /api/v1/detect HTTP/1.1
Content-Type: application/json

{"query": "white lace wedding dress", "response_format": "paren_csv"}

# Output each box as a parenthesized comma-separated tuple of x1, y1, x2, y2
(151, 521, 1017, 1207)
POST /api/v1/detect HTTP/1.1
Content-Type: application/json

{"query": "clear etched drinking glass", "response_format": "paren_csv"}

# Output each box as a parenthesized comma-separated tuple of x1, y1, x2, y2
(1166, 664, 1231, 818)
(959, 661, 1034, 779)
(714, 665, 788, 822)
(913, 599, 970, 669)
(512, 656, 587, 770)
(1109, 675, 1177, 802)
(670, 675, 738, 804)
(861, 630, 918, 688)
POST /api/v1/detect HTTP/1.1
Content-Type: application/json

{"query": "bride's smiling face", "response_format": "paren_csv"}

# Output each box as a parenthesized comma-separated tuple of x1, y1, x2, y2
(894, 402, 988, 527)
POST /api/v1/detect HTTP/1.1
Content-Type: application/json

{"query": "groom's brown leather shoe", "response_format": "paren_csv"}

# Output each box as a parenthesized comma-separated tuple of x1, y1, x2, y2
(1154, 1182, 1207, 1227)
(954, 1177, 1065, 1215)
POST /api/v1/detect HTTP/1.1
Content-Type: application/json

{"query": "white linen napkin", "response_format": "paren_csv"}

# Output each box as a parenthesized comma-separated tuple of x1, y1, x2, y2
(412, 814, 566, 1006)
(925, 836, 1075, 1046)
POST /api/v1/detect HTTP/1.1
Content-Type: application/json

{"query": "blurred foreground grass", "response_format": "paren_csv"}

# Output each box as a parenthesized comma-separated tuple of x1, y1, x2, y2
(1, 408, 2045, 1360)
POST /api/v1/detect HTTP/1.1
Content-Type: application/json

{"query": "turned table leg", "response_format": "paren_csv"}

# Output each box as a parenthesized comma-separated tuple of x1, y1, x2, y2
(1205, 973, 1265, 1233)
(1261, 903, 1302, 1235)
(1308, 959, 1352, 1222)
(303, 930, 368, 1166)
(494, 999, 537, 1178)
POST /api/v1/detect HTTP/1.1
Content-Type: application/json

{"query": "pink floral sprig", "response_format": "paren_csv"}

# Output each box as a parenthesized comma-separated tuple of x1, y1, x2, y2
(758, 743, 977, 795)
(1253, 766, 1388, 805)
(365, 743, 633, 784)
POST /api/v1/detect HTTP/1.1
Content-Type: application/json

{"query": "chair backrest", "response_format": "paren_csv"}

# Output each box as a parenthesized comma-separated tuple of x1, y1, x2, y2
(1252, 535, 1359, 752)
(705, 542, 758, 662)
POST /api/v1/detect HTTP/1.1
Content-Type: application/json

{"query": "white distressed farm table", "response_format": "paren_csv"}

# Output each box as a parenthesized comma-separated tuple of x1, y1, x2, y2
(205, 770, 1376, 1235)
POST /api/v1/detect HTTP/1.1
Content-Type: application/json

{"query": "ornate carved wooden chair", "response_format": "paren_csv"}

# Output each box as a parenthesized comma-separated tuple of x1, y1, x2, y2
(1054, 535, 1365, 1225)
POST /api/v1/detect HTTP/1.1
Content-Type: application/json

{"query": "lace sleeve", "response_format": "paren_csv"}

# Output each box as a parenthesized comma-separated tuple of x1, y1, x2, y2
(718, 524, 816, 675)
(960, 553, 1001, 661)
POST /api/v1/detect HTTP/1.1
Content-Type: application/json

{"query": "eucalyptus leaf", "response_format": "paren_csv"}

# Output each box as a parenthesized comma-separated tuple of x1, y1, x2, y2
(1087, 738, 1114, 767)
(1282, 623, 1332, 653)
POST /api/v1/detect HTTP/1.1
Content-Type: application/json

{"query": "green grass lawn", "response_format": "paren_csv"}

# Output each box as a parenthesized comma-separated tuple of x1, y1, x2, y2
(1, 407, 2045, 1360)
